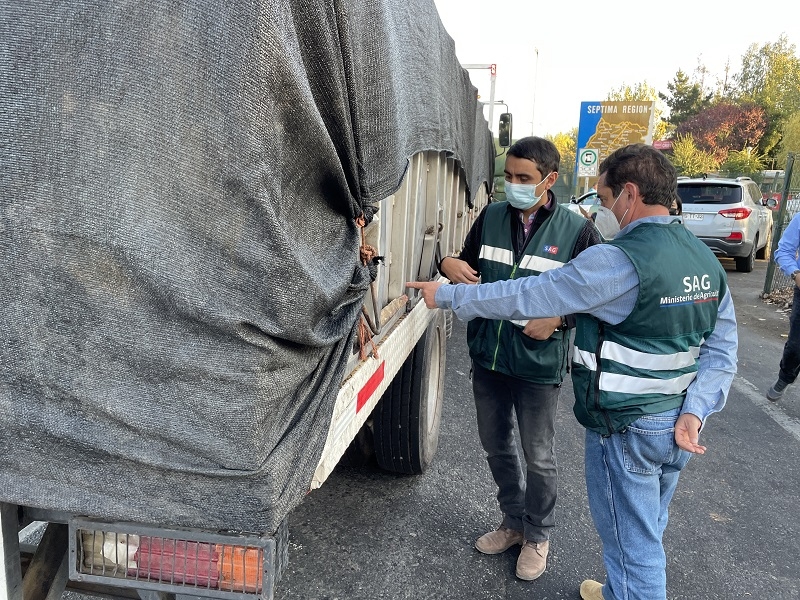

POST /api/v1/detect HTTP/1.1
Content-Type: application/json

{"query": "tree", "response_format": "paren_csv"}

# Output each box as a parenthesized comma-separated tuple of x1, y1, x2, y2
(669, 134, 719, 177)
(676, 103, 767, 163)
(606, 81, 668, 141)
(659, 69, 712, 130)
(775, 111, 800, 169)
(719, 147, 765, 178)
(735, 34, 800, 117)
(548, 128, 577, 177)
(734, 34, 800, 155)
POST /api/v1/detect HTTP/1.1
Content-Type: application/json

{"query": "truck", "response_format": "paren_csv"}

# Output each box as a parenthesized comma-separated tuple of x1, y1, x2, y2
(1, 1, 502, 599)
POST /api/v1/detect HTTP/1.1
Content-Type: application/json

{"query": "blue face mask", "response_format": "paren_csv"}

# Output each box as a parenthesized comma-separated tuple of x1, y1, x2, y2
(504, 174, 551, 210)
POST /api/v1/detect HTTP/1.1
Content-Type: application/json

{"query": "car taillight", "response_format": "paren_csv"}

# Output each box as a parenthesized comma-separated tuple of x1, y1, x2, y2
(718, 207, 751, 220)
(725, 231, 743, 242)
(74, 525, 273, 597)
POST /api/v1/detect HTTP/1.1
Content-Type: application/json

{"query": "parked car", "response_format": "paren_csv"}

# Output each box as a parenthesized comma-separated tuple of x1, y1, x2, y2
(677, 176, 773, 272)
(562, 189, 600, 217)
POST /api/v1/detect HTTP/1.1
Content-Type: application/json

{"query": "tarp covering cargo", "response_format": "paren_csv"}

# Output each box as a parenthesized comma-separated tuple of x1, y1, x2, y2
(1, 0, 493, 532)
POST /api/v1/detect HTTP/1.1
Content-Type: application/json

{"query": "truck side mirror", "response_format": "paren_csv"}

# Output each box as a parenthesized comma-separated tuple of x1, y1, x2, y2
(498, 113, 512, 147)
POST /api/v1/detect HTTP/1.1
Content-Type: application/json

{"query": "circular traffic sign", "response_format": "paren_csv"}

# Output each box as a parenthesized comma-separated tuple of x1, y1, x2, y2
(579, 149, 598, 166)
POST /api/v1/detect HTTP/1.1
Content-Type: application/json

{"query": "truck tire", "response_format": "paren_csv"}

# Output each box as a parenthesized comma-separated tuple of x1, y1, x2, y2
(373, 310, 446, 474)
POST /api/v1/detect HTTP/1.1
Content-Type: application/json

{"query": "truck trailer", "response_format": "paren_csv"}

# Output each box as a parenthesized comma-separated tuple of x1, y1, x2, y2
(1, 1, 498, 598)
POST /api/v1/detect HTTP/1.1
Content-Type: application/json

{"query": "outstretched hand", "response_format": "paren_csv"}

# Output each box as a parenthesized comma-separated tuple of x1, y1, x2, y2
(674, 413, 706, 454)
(405, 281, 443, 309)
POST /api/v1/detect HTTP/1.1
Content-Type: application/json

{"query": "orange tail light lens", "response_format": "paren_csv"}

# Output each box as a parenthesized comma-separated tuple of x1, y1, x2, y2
(217, 545, 264, 592)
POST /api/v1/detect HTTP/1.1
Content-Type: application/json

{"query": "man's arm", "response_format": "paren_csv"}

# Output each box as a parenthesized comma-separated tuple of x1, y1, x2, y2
(676, 288, 738, 453)
(438, 206, 486, 283)
(774, 212, 800, 278)
(411, 243, 639, 326)
(559, 219, 604, 330)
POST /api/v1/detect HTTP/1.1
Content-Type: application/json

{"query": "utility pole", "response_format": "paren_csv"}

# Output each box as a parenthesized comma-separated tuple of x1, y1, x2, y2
(531, 47, 538, 136)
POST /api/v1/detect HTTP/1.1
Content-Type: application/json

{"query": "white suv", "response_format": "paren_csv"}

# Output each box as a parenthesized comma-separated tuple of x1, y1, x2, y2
(677, 176, 773, 273)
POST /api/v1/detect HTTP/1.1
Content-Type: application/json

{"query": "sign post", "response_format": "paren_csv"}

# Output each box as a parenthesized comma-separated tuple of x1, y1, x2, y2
(577, 148, 598, 193)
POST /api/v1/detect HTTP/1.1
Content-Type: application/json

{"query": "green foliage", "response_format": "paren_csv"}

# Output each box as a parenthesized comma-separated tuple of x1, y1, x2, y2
(659, 69, 712, 130)
(776, 112, 800, 168)
(734, 34, 800, 156)
(669, 134, 719, 177)
(720, 147, 765, 178)
(735, 35, 800, 117)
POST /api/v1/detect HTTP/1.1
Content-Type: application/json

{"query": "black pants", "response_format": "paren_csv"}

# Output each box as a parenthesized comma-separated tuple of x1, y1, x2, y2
(779, 286, 800, 384)
(472, 362, 561, 543)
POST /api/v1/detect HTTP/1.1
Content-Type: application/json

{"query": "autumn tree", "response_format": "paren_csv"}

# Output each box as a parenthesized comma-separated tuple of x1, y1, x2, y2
(669, 134, 719, 177)
(676, 103, 767, 163)
(659, 70, 712, 131)
(548, 128, 577, 178)
(606, 81, 668, 141)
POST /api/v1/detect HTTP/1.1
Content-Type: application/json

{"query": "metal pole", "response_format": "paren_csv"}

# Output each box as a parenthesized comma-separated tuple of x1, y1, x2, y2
(531, 48, 538, 136)
(763, 152, 795, 296)
(487, 64, 496, 134)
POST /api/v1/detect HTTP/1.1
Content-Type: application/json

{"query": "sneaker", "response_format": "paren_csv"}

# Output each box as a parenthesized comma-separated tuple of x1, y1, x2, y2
(580, 579, 604, 600)
(515, 539, 549, 581)
(474, 525, 523, 555)
(767, 379, 789, 402)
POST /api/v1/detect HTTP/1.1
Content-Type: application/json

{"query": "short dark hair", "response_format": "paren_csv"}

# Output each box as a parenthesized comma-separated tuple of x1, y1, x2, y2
(598, 144, 677, 208)
(507, 136, 560, 179)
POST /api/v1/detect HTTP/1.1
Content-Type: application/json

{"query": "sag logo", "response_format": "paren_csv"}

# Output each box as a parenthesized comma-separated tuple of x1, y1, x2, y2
(542, 245, 559, 255)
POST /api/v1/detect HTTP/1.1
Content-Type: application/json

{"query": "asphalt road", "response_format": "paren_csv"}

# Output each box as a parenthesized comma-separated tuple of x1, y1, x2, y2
(275, 257, 800, 600)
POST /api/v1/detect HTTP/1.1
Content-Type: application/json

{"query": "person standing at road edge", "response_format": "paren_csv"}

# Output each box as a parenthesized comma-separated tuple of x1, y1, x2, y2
(438, 136, 601, 581)
(408, 144, 738, 600)
(767, 210, 800, 401)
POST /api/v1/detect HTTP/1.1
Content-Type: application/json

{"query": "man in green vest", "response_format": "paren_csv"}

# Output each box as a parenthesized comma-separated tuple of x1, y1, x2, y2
(409, 144, 738, 600)
(438, 136, 601, 581)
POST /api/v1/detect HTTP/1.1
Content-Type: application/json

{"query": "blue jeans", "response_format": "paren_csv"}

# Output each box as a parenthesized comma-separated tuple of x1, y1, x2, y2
(584, 408, 691, 600)
(778, 286, 800, 384)
(472, 362, 561, 542)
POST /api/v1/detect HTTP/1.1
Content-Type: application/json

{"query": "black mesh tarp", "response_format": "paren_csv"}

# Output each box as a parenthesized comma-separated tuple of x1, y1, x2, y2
(1, 0, 493, 532)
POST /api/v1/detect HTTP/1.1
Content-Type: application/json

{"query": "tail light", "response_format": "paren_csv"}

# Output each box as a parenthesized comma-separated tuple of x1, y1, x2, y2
(72, 521, 276, 598)
(718, 207, 751, 220)
(725, 231, 743, 242)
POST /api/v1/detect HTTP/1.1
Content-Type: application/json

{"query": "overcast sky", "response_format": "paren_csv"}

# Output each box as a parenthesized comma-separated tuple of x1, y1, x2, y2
(432, 0, 796, 137)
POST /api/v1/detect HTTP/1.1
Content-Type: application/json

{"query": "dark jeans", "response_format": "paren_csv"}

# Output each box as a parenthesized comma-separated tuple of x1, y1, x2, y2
(472, 362, 560, 543)
(779, 286, 800, 385)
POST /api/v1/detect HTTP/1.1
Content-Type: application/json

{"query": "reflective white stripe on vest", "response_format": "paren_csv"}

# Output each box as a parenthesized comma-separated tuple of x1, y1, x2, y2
(601, 341, 701, 371)
(574, 347, 597, 370)
(599, 370, 698, 395)
(518, 254, 564, 272)
(479, 245, 514, 266)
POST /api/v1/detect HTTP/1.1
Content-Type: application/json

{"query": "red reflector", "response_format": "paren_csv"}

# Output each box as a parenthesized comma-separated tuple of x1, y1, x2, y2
(718, 207, 751, 220)
(725, 231, 743, 242)
(357, 362, 385, 412)
(133, 537, 219, 586)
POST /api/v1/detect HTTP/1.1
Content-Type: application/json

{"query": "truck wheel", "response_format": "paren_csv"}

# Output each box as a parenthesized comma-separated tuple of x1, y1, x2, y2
(736, 237, 756, 272)
(373, 311, 446, 474)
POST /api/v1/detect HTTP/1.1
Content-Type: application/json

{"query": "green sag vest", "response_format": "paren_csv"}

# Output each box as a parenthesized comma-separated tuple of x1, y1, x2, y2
(571, 222, 727, 435)
(467, 201, 587, 383)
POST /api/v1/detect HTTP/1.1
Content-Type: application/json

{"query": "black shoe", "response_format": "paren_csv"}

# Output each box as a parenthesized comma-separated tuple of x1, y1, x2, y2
(767, 379, 789, 401)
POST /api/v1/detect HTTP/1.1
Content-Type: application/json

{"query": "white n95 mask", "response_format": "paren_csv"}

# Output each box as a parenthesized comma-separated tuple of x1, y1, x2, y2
(593, 206, 620, 240)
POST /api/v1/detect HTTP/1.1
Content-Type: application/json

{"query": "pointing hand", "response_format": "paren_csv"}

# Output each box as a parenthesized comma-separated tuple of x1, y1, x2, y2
(405, 281, 443, 309)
